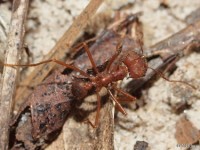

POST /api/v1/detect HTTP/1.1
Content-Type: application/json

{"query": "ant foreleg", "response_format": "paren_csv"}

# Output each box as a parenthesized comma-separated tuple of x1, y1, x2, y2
(2, 59, 90, 78)
(82, 42, 99, 74)
(112, 86, 137, 101)
(84, 92, 101, 128)
(108, 90, 127, 115)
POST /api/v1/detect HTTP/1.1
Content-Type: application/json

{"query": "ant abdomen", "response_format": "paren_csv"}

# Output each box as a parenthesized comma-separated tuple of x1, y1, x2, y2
(123, 51, 147, 79)
(72, 80, 93, 100)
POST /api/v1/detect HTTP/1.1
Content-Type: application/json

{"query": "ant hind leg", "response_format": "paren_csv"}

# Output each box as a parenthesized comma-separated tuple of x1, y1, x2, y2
(84, 92, 101, 128)
(108, 90, 127, 115)
(112, 86, 137, 101)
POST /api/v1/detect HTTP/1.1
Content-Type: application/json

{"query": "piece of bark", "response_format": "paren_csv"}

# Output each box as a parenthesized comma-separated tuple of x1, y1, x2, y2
(0, 0, 29, 149)
(175, 116, 200, 145)
(13, 113, 36, 150)
(14, 0, 104, 111)
(0, 9, 10, 65)
(134, 141, 149, 150)
(173, 101, 190, 114)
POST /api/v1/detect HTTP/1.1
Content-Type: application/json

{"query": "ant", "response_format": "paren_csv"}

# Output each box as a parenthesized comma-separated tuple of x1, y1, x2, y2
(4, 41, 195, 128)
(70, 42, 148, 127)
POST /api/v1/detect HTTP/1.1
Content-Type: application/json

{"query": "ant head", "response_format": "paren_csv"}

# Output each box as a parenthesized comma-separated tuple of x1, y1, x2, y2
(123, 51, 147, 79)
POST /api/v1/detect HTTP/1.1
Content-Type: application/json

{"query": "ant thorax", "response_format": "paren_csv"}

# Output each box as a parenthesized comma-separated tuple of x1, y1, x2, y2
(71, 65, 127, 101)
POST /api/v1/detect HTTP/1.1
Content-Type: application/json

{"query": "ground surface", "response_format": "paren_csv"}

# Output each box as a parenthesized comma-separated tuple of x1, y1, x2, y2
(0, 0, 200, 150)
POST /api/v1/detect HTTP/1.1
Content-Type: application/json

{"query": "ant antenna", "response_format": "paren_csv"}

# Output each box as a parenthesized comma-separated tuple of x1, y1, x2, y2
(148, 66, 196, 90)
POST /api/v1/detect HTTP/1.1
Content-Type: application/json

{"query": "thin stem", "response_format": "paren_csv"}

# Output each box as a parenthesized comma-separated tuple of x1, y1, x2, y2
(0, 0, 29, 149)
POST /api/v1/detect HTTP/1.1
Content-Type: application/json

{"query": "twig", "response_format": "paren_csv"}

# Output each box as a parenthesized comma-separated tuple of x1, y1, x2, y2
(94, 99, 114, 150)
(0, 0, 29, 149)
(145, 20, 200, 58)
(0, 12, 9, 64)
(62, 100, 114, 150)
(14, 0, 104, 109)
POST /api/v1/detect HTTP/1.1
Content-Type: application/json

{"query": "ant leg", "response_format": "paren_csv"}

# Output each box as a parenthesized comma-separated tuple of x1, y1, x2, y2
(112, 86, 136, 101)
(106, 42, 123, 72)
(84, 92, 101, 128)
(108, 90, 127, 115)
(82, 42, 99, 74)
(2, 59, 90, 78)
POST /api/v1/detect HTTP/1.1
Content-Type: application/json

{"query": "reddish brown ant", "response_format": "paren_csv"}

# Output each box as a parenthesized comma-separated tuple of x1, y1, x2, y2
(3, 41, 195, 128)
(70, 43, 148, 127)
